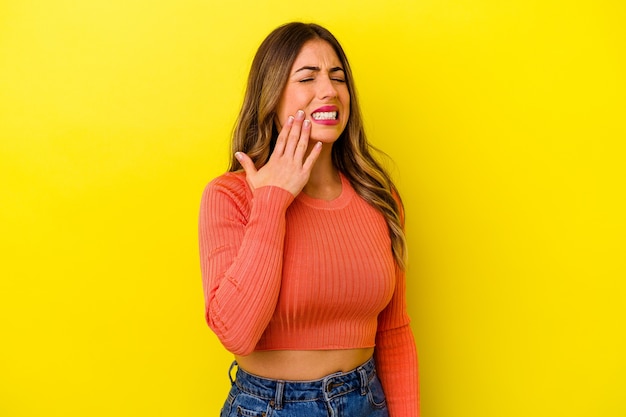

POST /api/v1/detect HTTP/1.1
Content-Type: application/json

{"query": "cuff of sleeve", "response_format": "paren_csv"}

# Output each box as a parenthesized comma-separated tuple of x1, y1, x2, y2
(252, 186, 295, 212)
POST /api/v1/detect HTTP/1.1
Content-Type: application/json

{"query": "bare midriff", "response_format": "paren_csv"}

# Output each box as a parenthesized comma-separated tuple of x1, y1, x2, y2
(235, 347, 375, 381)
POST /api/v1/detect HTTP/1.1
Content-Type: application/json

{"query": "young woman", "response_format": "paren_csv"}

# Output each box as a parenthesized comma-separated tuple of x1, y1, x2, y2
(199, 22, 419, 417)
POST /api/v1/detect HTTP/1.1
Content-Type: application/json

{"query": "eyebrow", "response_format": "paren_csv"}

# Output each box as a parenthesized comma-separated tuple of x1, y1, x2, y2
(293, 66, 345, 75)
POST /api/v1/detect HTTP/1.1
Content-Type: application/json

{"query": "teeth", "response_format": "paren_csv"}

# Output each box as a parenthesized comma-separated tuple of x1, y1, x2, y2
(312, 111, 337, 120)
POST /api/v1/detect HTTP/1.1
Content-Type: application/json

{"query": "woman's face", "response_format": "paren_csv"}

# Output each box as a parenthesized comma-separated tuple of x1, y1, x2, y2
(275, 39, 350, 144)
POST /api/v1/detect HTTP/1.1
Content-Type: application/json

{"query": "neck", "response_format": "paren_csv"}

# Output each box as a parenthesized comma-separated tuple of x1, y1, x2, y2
(303, 143, 341, 200)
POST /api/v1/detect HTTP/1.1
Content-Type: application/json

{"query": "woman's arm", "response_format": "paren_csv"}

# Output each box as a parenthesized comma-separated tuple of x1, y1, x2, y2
(199, 111, 321, 355)
(375, 264, 420, 417)
(199, 175, 294, 355)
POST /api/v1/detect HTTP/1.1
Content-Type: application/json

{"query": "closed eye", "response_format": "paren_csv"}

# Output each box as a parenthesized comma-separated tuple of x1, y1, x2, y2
(299, 77, 345, 83)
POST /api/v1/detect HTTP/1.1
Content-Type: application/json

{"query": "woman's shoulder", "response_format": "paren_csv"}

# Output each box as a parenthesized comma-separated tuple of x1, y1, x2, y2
(207, 171, 246, 189)
(202, 171, 251, 203)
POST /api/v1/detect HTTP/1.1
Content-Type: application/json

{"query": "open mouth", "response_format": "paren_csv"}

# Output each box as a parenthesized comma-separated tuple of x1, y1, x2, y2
(311, 111, 338, 121)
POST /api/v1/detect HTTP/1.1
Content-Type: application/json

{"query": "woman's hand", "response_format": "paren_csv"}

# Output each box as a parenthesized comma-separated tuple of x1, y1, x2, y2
(235, 110, 322, 197)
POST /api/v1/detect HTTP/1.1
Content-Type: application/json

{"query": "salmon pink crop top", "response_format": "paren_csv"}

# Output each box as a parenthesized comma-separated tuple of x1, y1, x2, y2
(199, 172, 419, 416)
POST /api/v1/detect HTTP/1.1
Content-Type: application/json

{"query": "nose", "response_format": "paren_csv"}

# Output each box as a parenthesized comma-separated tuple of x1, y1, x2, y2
(317, 75, 338, 100)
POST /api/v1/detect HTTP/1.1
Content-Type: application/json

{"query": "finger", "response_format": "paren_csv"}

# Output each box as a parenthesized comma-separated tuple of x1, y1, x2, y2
(235, 152, 257, 177)
(283, 110, 305, 156)
(272, 115, 294, 157)
(293, 119, 312, 161)
(302, 141, 323, 172)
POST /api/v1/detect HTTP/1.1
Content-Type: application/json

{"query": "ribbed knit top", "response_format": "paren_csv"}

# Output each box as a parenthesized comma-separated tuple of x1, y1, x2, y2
(199, 172, 419, 417)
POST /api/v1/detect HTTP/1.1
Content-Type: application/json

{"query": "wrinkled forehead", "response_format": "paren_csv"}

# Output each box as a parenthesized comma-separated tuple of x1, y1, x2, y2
(289, 39, 344, 74)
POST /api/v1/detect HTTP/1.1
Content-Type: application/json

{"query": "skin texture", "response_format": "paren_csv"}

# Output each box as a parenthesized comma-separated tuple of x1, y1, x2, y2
(275, 39, 350, 146)
(234, 40, 374, 379)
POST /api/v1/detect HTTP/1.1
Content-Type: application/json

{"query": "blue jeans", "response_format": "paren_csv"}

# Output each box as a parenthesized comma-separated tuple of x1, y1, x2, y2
(220, 357, 389, 417)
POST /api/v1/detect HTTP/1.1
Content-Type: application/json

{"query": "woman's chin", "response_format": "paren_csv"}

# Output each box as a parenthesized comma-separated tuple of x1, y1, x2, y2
(309, 129, 345, 144)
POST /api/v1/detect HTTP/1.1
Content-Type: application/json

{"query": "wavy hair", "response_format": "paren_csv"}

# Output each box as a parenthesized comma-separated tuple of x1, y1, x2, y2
(228, 22, 407, 269)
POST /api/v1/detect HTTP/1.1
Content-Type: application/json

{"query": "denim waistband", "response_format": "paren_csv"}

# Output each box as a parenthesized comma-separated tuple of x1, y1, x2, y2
(231, 356, 377, 408)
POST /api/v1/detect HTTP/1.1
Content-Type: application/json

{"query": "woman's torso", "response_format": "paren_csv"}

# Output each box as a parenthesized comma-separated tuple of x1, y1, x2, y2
(235, 348, 375, 380)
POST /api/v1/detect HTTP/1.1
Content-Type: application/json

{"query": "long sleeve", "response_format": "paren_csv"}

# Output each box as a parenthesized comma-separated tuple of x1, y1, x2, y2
(375, 264, 420, 417)
(198, 173, 294, 355)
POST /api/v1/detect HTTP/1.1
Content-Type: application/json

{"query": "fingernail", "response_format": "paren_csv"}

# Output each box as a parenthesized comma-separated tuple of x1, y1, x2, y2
(303, 120, 311, 128)
(287, 115, 294, 124)
(235, 152, 242, 160)
(296, 110, 305, 118)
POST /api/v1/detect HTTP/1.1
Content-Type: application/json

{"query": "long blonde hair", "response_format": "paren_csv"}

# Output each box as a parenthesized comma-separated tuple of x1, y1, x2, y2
(229, 22, 407, 269)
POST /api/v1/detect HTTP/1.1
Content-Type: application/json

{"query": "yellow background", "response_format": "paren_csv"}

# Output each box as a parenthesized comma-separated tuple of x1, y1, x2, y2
(1, 1, 624, 416)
